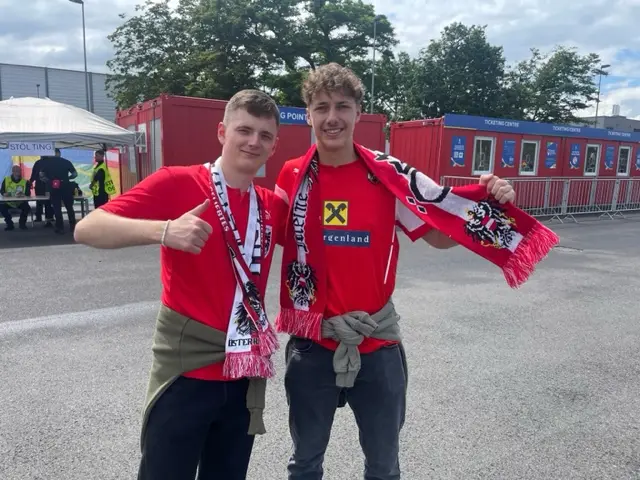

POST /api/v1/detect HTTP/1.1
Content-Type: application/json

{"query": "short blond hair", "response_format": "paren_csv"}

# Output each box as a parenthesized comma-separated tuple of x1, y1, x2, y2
(224, 89, 280, 127)
(301, 63, 364, 107)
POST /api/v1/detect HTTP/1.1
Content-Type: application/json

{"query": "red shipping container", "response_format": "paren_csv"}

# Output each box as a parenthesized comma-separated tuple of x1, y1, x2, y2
(390, 113, 640, 209)
(115, 94, 387, 193)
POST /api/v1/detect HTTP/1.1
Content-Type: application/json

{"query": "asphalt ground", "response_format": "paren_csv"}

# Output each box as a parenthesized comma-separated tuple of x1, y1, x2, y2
(0, 216, 639, 479)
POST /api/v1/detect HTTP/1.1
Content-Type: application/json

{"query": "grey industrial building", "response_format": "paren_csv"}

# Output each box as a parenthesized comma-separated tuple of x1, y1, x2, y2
(577, 115, 640, 132)
(0, 62, 116, 121)
(576, 105, 640, 132)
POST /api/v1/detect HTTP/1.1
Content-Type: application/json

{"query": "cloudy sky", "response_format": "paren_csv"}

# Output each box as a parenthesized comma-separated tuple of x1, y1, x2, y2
(1, 0, 639, 119)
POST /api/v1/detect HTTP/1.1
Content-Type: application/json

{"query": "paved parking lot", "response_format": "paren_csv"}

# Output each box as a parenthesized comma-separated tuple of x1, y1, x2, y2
(0, 217, 639, 479)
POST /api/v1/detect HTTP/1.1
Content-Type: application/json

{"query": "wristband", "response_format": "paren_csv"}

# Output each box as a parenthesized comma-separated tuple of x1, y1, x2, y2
(161, 220, 171, 246)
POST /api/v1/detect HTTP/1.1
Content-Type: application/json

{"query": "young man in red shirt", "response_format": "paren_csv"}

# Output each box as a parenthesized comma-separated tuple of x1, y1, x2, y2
(74, 90, 282, 480)
(273, 64, 516, 479)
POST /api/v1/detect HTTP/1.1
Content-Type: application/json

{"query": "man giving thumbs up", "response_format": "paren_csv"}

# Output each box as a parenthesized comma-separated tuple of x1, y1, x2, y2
(74, 90, 282, 480)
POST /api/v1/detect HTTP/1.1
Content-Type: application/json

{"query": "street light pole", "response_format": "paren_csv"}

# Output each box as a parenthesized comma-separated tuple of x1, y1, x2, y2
(594, 63, 610, 127)
(69, 0, 90, 111)
(370, 15, 382, 114)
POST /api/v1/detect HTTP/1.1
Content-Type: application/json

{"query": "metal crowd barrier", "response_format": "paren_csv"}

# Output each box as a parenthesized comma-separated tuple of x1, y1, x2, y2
(440, 176, 640, 223)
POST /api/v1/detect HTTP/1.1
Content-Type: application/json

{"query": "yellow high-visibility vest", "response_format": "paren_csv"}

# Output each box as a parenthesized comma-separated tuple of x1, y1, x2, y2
(3, 176, 27, 208)
(91, 162, 116, 196)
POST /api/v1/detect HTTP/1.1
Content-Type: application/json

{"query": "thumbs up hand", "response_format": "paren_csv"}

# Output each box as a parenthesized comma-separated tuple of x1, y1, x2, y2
(163, 199, 214, 254)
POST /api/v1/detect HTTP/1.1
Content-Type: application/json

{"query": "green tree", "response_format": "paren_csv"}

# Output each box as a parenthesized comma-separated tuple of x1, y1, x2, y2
(106, 0, 397, 109)
(106, 0, 279, 108)
(106, 0, 192, 109)
(406, 23, 507, 119)
(263, 0, 397, 106)
(503, 46, 601, 123)
(361, 51, 419, 120)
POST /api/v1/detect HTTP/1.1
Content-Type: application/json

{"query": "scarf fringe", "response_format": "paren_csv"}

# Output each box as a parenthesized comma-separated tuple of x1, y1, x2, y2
(275, 308, 324, 341)
(258, 327, 279, 357)
(223, 352, 275, 379)
(503, 222, 559, 288)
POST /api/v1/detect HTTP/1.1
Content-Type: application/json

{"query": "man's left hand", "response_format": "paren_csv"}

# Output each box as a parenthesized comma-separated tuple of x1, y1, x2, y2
(479, 174, 515, 204)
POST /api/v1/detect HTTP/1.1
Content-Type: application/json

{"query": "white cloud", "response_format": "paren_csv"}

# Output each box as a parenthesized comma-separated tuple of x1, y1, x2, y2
(579, 85, 640, 120)
(370, 0, 640, 117)
(1, 0, 639, 117)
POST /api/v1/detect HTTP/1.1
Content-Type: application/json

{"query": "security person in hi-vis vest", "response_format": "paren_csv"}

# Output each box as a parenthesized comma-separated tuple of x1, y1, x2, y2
(90, 150, 116, 208)
(0, 165, 32, 231)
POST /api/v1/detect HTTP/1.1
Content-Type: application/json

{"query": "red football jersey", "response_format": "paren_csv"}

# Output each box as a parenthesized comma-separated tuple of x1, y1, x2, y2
(275, 155, 432, 353)
(100, 165, 278, 380)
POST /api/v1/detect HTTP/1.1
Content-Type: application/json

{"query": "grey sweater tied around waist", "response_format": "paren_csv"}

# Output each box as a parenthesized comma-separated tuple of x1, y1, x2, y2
(321, 300, 403, 388)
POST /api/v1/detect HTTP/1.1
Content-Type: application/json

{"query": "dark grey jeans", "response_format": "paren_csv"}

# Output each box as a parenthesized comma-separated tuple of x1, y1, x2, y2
(284, 336, 408, 480)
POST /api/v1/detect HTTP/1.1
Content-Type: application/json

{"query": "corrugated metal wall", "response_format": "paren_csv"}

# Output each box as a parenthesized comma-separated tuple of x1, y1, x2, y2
(90, 74, 116, 121)
(0, 63, 116, 121)
(0, 64, 47, 99)
(47, 68, 88, 111)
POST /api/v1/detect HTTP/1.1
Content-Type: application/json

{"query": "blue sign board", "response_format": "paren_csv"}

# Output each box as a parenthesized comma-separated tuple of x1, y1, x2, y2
(450, 136, 466, 167)
(604, 145, 615, 170)
(636, 150, 640, 171)
(545, 141, 558, 169)
(279, 106, 308, 125)
(443, 113, 640, 143)
(569, 143, 581, 169)
(501, 139, 516, 168)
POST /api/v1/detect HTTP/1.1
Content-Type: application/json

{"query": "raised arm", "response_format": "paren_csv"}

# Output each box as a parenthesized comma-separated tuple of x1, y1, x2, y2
(397, 174, 516, 249)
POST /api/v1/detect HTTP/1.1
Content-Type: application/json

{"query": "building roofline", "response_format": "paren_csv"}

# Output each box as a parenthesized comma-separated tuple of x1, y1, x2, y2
(0, 61, 109, 77)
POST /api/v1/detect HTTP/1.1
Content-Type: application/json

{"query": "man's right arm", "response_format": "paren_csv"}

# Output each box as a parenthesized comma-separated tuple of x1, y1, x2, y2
(73, 209, 168, 249)
(0, 179, 5, 195)
(67, 160, 78, 179)
(74, 167, 213, 253)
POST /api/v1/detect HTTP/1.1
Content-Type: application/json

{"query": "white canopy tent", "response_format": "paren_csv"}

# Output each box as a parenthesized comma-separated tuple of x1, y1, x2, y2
(0, 97, 136, 149)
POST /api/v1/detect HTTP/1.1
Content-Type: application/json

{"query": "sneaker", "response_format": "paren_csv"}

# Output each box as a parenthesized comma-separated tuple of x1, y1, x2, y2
(5, 224, 14, 231)
(44, 221, 53, 228)
(19, 224, 27, 230)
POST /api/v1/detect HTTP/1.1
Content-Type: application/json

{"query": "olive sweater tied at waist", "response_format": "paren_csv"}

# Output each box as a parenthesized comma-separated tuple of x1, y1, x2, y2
(321, 300, 403, 388)
(140, 304, 267, 450)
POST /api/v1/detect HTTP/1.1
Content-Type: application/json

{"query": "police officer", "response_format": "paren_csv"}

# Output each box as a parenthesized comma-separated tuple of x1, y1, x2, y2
(39, 152, 77, 234)
(89, 150, 116, 208)
(0, 165, 32, 231)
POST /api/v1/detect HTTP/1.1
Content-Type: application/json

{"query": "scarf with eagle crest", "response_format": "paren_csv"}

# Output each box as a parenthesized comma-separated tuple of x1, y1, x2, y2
(208, 159, 278, 379)
(275, 143, 560, 341)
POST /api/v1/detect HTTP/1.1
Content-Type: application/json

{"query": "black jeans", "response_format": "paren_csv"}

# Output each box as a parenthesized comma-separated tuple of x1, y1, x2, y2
(34, 186, 53, 221)
(138, 376, 255, 480)
(0, 201, 30, 227)
(50, 187, 76, 231)
(285, 337, 408, 480)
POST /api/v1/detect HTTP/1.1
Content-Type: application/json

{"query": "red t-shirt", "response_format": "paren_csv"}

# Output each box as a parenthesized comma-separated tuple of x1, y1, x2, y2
(100, 165, 278, 381)
(274, 155, 432, 353)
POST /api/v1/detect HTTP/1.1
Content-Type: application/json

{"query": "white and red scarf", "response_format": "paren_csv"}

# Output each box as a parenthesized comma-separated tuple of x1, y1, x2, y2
(275, 143, 560, 341)
(208, 159, 278, 379)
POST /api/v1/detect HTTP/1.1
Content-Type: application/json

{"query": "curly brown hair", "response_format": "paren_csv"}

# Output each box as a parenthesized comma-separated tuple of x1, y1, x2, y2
(301, 63, 364, 107)
(224, 89, 280, 127)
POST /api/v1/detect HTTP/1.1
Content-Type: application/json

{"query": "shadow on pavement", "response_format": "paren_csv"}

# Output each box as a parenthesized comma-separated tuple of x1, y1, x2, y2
(0, 221, 77, 249)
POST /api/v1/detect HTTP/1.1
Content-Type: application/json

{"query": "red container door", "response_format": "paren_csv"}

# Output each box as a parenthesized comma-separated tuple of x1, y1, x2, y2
(255, 124, 311, 190)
